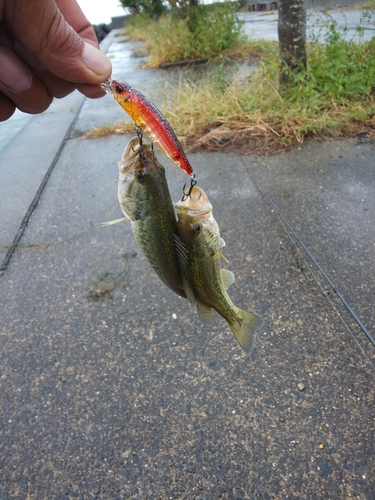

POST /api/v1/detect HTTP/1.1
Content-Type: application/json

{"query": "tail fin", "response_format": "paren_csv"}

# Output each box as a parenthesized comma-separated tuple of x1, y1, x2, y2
(230, 310, 264, 354)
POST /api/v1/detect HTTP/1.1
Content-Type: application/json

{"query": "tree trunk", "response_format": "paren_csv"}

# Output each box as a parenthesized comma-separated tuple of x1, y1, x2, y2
(278, 0, 307, 86)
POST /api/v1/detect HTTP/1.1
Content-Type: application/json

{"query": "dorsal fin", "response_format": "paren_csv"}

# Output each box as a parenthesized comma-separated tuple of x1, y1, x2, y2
(173, 234, 195, 304)
(173, 233, 189, 272)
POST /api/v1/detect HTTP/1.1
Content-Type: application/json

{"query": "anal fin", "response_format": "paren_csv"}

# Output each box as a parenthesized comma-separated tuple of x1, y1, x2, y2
(182, 275, 195, 305)
(197, 301, 215, 324)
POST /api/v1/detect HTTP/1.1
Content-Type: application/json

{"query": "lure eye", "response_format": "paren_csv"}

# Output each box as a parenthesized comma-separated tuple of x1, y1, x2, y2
(193, 223, 201, 234)
(136, 171, 145, 183)
(115, 84, 123, 94)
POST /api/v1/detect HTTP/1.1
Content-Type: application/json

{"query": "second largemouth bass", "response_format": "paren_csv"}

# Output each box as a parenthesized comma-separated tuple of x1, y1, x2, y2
(174, 185, 264, 353)
(117, 137, 186, 299)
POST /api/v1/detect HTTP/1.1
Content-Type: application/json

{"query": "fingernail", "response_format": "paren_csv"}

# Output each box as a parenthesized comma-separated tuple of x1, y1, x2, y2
(82, 42, 112, 77)
(0, 47, 32, 92)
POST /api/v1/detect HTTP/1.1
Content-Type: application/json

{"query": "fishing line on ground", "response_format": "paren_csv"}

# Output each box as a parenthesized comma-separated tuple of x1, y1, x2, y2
(288, 238, 375, 371)
(248, 174, 375, 365)
(0, 96, 87, 274)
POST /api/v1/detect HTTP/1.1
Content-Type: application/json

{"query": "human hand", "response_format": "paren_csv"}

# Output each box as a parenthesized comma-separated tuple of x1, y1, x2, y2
(0, 0, 112, 121)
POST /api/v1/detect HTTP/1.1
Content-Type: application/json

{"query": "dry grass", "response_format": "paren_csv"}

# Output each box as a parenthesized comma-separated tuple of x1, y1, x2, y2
(160, 58, 375, 154)
(179, 115, 375, 155)
(83, 122, 135, 139)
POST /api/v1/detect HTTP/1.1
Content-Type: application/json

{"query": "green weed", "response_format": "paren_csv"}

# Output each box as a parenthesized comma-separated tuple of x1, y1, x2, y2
(161, 17, 375, 152)
(97, 8, 375, 153)
(125, 2, 246, 65)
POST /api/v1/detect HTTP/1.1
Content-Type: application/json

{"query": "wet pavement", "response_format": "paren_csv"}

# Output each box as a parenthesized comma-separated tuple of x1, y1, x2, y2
(0, 110, 31, 154)
(1, 26, 375, 500)
(239, 7, 375, 42)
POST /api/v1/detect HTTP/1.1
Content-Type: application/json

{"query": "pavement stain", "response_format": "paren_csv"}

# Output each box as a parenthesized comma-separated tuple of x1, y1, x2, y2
(86, 252, 136, 301)
(1, 230, 91, 255)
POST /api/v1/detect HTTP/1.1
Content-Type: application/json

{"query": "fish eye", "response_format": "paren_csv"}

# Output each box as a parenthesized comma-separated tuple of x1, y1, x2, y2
(115, 84, 123, 94)
(193, 223, 201, 234)
(136, 171, 145, 183)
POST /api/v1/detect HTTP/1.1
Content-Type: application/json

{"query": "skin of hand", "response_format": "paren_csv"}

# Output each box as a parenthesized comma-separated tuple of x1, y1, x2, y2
(0, 0, 112, 121)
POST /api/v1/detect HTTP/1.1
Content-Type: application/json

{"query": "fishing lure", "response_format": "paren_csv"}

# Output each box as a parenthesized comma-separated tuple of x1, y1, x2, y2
(102, 79, 195, 178)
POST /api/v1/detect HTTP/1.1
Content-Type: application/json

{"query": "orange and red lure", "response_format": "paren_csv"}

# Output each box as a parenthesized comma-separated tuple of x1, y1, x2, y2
(104, 80, 194, 177)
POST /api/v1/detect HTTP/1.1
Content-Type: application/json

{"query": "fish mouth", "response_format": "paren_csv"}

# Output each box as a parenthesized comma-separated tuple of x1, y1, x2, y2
(122, 137, 142, 161)
(175, 185, 212, 219)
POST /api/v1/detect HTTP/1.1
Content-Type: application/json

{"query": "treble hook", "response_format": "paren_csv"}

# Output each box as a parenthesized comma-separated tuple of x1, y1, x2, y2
(135, 124, 143, 146)
(134, 124, 149, 168)
(181, 173, 197, 202)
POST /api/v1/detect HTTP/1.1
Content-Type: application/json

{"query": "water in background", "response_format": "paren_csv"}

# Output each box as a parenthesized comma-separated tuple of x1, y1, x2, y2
(0, 109, 32, 153)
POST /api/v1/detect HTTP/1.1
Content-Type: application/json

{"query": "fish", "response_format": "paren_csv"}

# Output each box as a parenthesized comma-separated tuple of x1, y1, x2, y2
(174, 185, 264, 353)
(108, 80, 194, 177)
(113, 136, 186, 298)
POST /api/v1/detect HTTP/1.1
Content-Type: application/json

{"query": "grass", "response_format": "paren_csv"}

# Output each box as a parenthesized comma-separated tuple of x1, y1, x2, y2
(159, 46, 375, 154)
(86, 10, 375, 153)
(358, 0, 375, 9)
(124, 2, 247, 66)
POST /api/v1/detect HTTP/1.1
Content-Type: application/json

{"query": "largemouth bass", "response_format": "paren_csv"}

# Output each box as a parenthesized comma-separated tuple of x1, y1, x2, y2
(116, 136, 186, 298)
(174, 186, 264, 353)
(108, 80, 194, 177)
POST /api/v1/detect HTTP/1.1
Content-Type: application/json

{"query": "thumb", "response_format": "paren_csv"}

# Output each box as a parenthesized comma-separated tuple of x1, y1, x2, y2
(7, 0, 112, 84)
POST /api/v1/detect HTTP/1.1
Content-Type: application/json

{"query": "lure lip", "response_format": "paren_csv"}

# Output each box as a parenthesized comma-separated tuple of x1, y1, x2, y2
(100, 79, 113, 94)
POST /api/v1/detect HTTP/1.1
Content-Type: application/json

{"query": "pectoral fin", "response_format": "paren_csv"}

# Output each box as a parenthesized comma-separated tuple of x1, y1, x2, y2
(221, 269, 235, 289)
(101, 217, 129, 226)
(219, 237, 226, 249)
(197, 301, 215, 324)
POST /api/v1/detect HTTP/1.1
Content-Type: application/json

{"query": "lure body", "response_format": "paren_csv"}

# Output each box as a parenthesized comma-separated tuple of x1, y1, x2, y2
(110, 80, 194, 177)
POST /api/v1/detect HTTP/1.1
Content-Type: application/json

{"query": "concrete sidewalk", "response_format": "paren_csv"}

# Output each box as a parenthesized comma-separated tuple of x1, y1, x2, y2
(0, 33, 374, 499)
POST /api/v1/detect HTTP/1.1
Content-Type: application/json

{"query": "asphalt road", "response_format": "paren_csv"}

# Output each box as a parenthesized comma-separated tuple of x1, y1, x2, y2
(0, 31, 374, 500)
